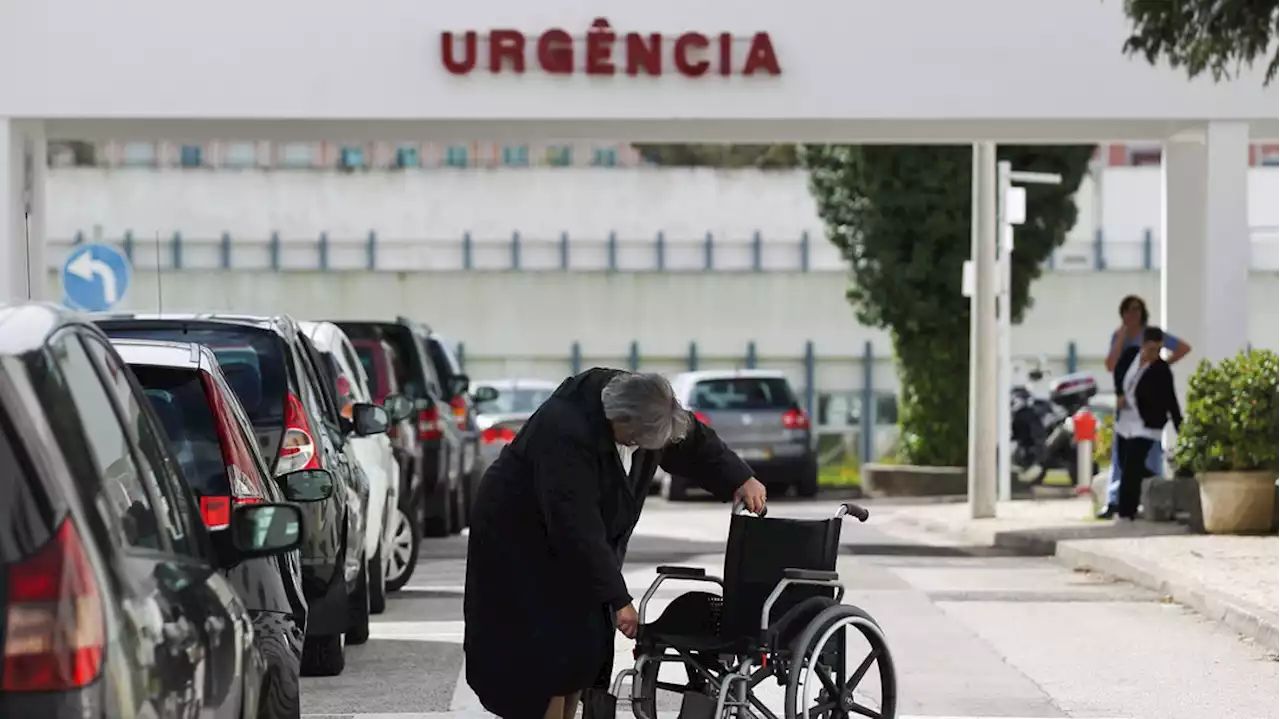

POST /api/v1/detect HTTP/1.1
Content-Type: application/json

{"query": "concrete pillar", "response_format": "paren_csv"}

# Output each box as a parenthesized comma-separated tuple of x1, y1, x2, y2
(968, 142, 998, 519)
(0, 118, 47, 303)
(1162, 122, 1251, 394)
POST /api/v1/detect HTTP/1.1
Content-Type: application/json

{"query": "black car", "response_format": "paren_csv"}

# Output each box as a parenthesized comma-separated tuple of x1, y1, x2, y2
(422, 330, 492, 525)
(335, 319, 465, 538)
(0, 302, 316, 718)
(94, 313, 389, 677)
(112, 337, 315, 717)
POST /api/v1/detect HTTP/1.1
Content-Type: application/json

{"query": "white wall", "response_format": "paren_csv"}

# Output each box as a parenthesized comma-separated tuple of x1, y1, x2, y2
(45, 166, 1279, 271)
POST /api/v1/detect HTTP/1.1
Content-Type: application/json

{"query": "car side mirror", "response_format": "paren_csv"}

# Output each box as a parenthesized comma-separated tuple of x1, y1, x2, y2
(471, 385, 499, 403)
(351, 403, 390, 437)
(382, 393, 414, 423)
(229, 503, 304, 560)
(280, 468, 335, 502)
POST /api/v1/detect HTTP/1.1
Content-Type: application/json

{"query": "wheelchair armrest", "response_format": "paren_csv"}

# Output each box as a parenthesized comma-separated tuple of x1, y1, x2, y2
(783, 568, 839, 582)
(657, 565, 707, 579)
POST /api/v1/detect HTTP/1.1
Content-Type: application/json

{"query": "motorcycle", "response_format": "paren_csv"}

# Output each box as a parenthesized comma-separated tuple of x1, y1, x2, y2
(1009, 359, 1100, 487)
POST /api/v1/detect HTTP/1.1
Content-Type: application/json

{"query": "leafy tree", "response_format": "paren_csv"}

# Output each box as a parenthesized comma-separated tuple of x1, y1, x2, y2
(801, 146, 1095, 466)
(1122, 0, 1278, 85)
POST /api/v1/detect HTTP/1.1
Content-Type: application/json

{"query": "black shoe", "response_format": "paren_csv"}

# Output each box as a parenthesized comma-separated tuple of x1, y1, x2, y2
(1096, 505, 1117, 520)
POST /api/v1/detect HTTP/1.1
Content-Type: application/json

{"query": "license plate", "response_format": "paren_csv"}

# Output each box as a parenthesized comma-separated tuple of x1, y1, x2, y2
(738, 448, 772, 461)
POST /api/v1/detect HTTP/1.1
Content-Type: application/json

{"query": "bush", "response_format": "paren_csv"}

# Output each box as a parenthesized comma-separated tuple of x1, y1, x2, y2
(1173, 349, 1279, 474)
(1093, 412, 1115, 467)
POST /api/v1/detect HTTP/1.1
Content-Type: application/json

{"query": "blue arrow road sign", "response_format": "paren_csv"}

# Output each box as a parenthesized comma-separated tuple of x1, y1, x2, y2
(62, 243, 132, 312)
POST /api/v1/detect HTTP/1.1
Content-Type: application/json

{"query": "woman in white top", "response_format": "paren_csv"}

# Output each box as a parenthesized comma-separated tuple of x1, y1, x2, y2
(1111, 327, 1183, 520)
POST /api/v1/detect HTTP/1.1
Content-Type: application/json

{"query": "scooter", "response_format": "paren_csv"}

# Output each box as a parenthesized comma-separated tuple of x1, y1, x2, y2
(1009, 358, 1099, 486)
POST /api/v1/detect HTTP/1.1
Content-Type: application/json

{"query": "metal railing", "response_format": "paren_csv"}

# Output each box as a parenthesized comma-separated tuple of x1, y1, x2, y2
(48, 228, 1279, 273)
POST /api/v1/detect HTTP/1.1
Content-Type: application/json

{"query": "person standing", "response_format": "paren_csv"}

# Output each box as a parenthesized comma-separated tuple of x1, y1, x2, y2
(1098, 295, 1192, 519)
(1111, 327, 1183, 520)
(463, 368, 768, 719)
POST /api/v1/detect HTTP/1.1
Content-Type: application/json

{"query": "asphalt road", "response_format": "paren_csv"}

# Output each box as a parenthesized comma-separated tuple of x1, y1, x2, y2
(301, 498, 1278, 719)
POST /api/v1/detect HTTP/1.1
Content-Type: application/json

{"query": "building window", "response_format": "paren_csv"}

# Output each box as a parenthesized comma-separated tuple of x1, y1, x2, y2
(396, 145, 421, 168)
(501, 145, 529, 167)
(1128, 144, 1162, 166)
(280, 142, 317, 168)
(179, 145, 203, 168)
(545, 145, 572, 167)
(121, 141, 158, 167)
(591, 147, 619, 168)
(223, 142, 258, 168)
(444, 145, 469, 168)
(338, 146, 365, 169)
(1259, 144, 1279, 167)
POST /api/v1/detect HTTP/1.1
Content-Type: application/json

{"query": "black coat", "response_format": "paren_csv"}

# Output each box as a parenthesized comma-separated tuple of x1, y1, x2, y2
(1113, 347, 1183, 432)
(463, 368, 754, 719)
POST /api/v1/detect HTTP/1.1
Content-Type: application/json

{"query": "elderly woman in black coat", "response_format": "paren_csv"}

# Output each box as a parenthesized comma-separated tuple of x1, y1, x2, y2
(463, 368, 767, 719)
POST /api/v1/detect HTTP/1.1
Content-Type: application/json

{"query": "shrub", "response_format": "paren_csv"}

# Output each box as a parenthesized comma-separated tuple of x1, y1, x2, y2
(1093, 412, 1115, 468)
(1173, 349, 1279, 474)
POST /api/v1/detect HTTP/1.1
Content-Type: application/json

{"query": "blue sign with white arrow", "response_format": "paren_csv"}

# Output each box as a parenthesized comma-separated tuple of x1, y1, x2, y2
(62, 244, 132, 312)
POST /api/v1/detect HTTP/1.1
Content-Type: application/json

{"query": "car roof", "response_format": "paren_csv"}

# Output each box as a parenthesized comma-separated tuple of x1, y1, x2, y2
(0, 302, 84, 356)
(110, 338, 213, 372)
(92, 311, 293, 335)
(298, 320, 346, 350)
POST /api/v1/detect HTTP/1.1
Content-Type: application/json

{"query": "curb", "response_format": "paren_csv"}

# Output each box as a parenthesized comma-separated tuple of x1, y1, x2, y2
(1056, 541, 1280, 653)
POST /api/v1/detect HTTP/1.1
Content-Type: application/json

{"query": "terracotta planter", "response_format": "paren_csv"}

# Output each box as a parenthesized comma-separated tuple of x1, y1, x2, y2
(1196, 471, 1278, 534)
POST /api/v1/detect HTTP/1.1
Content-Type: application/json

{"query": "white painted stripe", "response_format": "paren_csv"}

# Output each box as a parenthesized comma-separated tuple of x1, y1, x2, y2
(368, 620, 466, 643)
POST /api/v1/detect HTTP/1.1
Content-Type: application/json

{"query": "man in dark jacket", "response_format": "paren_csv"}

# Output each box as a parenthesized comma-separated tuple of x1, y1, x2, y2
(463, 368, 767, 719)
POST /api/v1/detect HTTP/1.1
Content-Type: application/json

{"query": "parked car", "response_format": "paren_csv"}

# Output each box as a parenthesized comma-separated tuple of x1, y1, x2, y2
(421, 330, 488, 525)
(348, 335, 423, 590)
(666, 369, 818, 500)
(0, 302, 314, 718)
(470, 377, 556, 477)
(112, 337, 314, 718)
(94, 313, 388, 677)
(301, 320, 414, 614)
(335, 319, 464, 538)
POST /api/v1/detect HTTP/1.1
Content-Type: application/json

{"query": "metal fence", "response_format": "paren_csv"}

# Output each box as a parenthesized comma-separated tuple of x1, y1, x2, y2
(48, 227, 1280, 273)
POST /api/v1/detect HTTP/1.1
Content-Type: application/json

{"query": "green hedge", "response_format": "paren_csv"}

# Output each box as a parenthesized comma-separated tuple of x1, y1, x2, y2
(1174, 349, 1279, 474)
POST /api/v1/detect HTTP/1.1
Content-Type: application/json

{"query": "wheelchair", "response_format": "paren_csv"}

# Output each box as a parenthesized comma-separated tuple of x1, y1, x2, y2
(610, 502, 897, 719)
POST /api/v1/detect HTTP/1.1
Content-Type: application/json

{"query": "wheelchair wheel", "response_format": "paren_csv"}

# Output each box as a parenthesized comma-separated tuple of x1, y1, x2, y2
(784, 604, 897, 719)
(633, 653, 716, 719)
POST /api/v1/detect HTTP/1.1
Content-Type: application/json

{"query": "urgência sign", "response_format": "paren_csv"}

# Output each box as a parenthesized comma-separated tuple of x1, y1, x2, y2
(440, 18, 781, 78)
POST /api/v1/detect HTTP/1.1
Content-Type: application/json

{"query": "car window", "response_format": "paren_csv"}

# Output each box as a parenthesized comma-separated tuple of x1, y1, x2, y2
(99, 324, 288, 432)
(44, 331, 168, 553)
(689, 377, 798, 411)
(338, 338, 371, 403)
(80, 333, 195, 556)
(322, 351, 360, 420)
(211, 367, 279, 500)
(296, 334, 342, 428)
(132, 364, 234, 498)
(476, 386, 555, 415)
(426, 337, 458, 383)
(415, 335, 443, 398)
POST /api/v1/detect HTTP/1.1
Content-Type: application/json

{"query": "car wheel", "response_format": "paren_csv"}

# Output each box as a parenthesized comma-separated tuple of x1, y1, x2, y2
(385, 505, 421, 592)
(345, 559, 371, 646)
(256, 631, 301, 719)
(368, 544, 387, 615)
(300, 634, 345, 677)
(665, 474, 690, 502)
(423, 486, 452, 538)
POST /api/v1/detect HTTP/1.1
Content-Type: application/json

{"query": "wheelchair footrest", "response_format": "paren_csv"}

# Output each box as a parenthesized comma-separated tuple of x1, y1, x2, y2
(677, 691, 717, 719)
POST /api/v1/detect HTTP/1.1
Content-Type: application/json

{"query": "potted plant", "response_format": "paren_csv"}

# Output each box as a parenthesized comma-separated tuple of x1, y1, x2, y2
(1173, 349, 1279, 534)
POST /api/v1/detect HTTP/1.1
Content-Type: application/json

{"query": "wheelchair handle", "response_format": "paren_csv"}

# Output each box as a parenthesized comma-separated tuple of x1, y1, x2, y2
(837, 502, 870, 522)
(732, 500, 767, 518)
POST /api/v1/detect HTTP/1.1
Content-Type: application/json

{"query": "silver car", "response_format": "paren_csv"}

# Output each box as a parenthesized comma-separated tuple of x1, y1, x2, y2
(471, 378, 560, 472)
(665, 369, 819, 501)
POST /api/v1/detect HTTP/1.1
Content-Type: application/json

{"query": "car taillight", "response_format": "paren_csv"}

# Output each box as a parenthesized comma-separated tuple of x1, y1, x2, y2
(199, 373, 265, 530)
(3, 519, 105, 692)
(449, 395, 467, 429)
(481, 426, 515, 445)
(278, 393, 320, 475)
(199, 495, 261, 531)
(782, 409, 811, 430)
(694, 412, 711, 425)
(418, 405, 442, 441)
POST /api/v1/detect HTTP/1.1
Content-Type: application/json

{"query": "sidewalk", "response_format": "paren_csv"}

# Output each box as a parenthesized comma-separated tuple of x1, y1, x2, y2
(879, 497, 1280, 652)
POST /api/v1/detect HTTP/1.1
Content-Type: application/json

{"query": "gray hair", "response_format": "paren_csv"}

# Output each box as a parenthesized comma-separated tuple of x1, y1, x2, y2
(601, 372, 692, 449)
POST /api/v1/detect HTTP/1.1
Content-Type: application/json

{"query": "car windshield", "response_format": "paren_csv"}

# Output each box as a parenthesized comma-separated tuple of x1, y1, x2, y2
(689, 377, 797, 411)
(476, 386, 555, 415)
(129, 364, 230, 498)
(99, 325, 287, 431)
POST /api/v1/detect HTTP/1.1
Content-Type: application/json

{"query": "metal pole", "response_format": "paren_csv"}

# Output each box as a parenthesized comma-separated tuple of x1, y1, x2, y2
(968, 143, 999, 519)
(996, 161, 1013, 503)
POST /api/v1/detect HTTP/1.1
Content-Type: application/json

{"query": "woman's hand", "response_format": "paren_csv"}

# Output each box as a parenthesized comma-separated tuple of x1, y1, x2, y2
(616, 604, 639, 639)
(734, 478, 767, 514)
